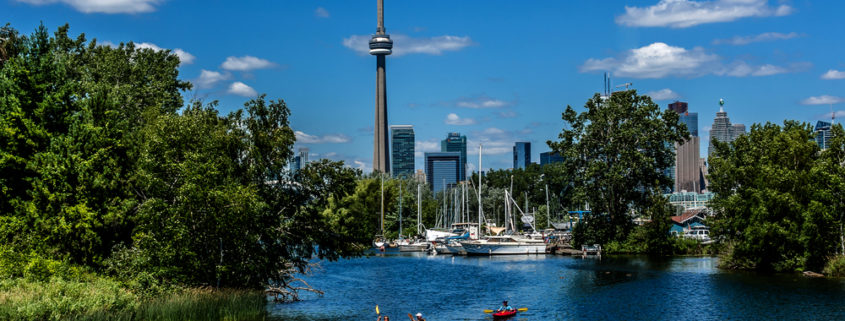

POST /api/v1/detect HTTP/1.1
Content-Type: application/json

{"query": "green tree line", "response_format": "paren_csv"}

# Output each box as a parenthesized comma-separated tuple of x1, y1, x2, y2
(0, 23, 372, 291)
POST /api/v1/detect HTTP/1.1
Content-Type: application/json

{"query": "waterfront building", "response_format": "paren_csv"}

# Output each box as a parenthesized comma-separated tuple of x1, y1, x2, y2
(669, 208, 708, 236)
(665, 191, 714, 210)
(441, 132, 467, 181)
(708, 104, 745, 157)
(424, 152, 461, 193)
(513, 142, 531, 170)
(540, 151, 564, 165)
(815, 120, 832, 150)
(370, 0, 393, 173)
(390, 125, 414, 177)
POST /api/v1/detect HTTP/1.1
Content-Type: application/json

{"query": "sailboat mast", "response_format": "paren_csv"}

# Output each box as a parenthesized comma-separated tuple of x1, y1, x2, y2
(478, 144, 483, 235)
(380, 173, 384, 235)
(399, 182, 403, 238)
(417, 184, 422, 235)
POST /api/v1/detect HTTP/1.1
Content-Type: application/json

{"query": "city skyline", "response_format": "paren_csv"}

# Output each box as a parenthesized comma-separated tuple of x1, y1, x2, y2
(5, 1, 843, 172)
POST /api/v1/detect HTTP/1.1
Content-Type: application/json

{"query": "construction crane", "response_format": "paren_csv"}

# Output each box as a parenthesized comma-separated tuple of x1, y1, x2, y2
(615, 83, 633, 90)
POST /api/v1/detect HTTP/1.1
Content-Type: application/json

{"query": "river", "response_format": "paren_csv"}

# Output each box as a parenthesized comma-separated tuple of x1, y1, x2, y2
(268, 251, 845, 320)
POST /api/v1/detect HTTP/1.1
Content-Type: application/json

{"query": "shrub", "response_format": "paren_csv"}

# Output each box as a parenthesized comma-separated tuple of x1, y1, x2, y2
(823, 255, 845, 277)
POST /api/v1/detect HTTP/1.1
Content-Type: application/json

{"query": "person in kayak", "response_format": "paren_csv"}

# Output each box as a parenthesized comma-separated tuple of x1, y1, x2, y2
(497, 300, 514, 313)
(414, 312, 426, 321)
(376, 316, 389, 321)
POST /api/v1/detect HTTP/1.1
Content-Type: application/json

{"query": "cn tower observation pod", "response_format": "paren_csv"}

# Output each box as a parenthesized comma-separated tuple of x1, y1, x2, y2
(369, 34, 393, 55)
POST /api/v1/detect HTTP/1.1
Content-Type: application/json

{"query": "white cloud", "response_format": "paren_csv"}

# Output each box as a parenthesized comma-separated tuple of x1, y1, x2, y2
(467, 127, 522, 155)
(581, 42, 718, 78)
(227, 82, 257, 97)
(616, 0, 793, 28)
(646, 88, 680, 101)
(713, 32, 801, 45)
(315, 7, 330, 18)
(17, 0, 161, 13)
(581, 42, 804, 79)
(821, 70, 845, 80)
(445, 113, 476, 126)
(221, 56, 276, 71)
(454, 95, 511, 108)
(195, 70, 230, 89)
(342, 34, 474, 57)
(135, 42, 194, 64)
(352, 160, 372, 173)
(295, 131, 351, 144)
(801, 95, 845, 105)
(414, 140, 441, 158)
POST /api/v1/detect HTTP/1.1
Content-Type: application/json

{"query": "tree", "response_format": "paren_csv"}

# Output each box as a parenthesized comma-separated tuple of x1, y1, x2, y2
(548, 90, 687, 246)
(709, 121, 838, 272)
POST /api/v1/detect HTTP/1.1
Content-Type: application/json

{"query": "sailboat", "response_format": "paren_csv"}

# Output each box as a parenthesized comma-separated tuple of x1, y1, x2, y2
(460, 189, 547, 255)
(399, 184, 431, 252)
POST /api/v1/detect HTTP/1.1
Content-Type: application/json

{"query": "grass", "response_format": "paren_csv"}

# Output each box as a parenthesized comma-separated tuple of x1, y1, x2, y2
(0, 277, 267, 321)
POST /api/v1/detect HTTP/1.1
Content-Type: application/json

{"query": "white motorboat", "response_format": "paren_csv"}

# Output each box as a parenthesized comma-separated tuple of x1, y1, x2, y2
(399, 240, 430, 252)
(460, 235, 546, 255)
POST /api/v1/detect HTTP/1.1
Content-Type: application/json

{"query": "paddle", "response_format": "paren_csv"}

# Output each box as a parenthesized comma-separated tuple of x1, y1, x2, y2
(483, 308, 528, 313)
(407, 313, 414, 321)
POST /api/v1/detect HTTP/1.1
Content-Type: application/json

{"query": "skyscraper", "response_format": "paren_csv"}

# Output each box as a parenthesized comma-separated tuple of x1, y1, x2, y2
(513, 142, 531, 169)
(540, 151, 564, 165)
(291, 148, 309, 176)
(424, 152, 461, 193)
(670, 101, 698, 136)
(369, 0, 393, 173)
(441, 132, 467, 181)
(708, 102, 745, 157)
(391, 125, 414, 177)
(669, 102, 701, 192)
(815, 120, 832, 150)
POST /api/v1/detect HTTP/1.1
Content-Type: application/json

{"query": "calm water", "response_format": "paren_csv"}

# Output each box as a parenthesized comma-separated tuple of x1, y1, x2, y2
(268, 251, 845, 320)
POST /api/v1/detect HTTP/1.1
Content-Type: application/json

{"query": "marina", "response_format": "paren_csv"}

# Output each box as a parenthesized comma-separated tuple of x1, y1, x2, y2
(269, 253, 845, 320)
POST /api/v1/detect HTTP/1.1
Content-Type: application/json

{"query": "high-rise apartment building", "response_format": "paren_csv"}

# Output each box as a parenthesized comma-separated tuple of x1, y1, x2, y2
(441, 133, 467, 181)
(815, 121, 832, 150)
(708, 106, 745, 157)
(540, 151, 564, 165)
(291, 147, 309, 176)
(424, 152, 461, 193)
(513, 142, 531, 170)
(390, 125, 414, 177)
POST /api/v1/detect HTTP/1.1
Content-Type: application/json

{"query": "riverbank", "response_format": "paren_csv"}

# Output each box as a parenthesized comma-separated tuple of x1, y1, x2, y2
(0, 277, 267, 321)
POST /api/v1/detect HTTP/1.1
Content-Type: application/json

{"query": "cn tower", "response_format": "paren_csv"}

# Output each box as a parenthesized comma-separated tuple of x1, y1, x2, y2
(370, 0, 392, 173)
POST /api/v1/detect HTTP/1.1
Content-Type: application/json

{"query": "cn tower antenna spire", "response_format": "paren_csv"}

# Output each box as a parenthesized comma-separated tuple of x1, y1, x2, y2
(370, 0, 393, 174)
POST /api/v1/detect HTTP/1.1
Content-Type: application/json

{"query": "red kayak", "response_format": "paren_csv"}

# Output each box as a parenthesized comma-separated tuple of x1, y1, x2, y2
(492, 310, 517, 319)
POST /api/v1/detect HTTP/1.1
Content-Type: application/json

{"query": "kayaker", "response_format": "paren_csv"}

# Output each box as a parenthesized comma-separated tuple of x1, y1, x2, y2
(376, 315, 389, 321)
(497, 300, 514, 312)
(415, 312, 426, 321)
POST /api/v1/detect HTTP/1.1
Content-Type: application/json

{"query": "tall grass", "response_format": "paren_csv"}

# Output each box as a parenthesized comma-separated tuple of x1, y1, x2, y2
(0, 278, 267, 321)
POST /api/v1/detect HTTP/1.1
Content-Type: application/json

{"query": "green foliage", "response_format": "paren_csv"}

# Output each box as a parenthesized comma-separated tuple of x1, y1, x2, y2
(0, 277, 265, 321)
(550, 90, 687, 246)
(709, 121, 843, 272)
(0, 23, 371, 295)
(823, 255, 845, 277)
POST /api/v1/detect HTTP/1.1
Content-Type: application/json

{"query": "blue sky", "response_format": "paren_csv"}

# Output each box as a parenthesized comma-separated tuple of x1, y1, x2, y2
(3, 0, 844, 172)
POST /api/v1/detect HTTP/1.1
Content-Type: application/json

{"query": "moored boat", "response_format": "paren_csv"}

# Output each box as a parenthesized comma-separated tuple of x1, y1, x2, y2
(461, 235, 546, 255)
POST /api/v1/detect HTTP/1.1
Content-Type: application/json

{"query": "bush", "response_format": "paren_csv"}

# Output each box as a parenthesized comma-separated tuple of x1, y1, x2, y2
(823, 255, 845, 277)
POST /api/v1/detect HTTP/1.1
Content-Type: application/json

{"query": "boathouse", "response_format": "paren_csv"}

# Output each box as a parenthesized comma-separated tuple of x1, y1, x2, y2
(669, 208, 708, 236)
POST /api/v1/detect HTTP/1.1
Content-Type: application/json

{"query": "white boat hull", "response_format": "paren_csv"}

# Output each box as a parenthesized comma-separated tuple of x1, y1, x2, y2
(461, 239, 547, 255)
(398, 243, 429, 252)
